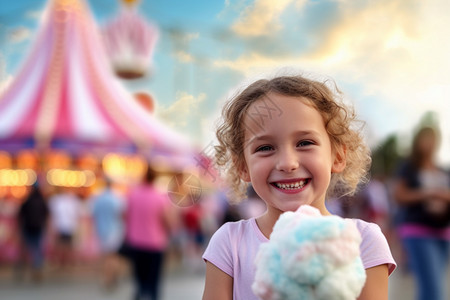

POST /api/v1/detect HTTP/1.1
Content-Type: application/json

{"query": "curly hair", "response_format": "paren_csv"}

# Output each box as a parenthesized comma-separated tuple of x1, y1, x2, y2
(215, 75, 371, 202)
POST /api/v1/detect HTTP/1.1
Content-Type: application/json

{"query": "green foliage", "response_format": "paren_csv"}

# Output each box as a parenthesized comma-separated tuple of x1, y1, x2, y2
(371, 134, 401, 177)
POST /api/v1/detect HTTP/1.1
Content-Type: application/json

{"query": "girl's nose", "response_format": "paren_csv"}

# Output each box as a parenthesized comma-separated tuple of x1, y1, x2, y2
(276, 149, 299, 172)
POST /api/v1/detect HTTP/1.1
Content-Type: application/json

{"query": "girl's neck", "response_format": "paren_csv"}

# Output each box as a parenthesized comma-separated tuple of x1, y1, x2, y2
(256, 209, 281, 239)
(256, 203, 331, 239)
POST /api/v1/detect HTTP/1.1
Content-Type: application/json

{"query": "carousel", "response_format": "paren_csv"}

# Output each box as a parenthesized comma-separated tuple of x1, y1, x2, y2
(0, 0, 210, 262)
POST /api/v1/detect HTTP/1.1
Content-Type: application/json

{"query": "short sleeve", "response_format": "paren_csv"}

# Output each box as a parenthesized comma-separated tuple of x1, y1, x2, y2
(202, 223, 234, 277)
(357, 221, 397, 275)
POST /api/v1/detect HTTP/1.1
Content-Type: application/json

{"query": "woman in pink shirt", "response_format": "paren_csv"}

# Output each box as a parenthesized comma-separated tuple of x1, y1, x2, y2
(125, 167, 175, 300)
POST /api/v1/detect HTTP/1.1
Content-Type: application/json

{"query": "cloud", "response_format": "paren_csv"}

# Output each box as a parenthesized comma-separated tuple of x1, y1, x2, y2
(174, 50, 194, 63)
(305, 0, 450, 164)
(213, 0, 450, 163)
(185, 32, 200, 41)
(26, 9, 43, 20)
(8, 26, 31, 43)
(0, 54, 12, 96)
(168, 31, 200, 63)
(231, 0, 297, 37)
(215, 0, 450, 102)
(212, 51, 319, 77)
(156, 92, 207, 142)
(0, 75, 12, 96)
(213, 52, 276, 72)
(169, 30, 200, 44)
(308, 1, 450, 103)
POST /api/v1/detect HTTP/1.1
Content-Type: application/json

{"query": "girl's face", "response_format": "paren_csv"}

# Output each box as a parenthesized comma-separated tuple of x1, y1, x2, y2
(240, 93, 345, 215)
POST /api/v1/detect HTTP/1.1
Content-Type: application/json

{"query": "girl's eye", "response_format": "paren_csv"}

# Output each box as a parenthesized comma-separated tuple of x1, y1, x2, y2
(255, 145, 273, 152)
(297, 140, 314, 147)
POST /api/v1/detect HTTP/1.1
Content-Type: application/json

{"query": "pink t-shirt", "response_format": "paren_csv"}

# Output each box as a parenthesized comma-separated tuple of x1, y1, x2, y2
(125, 184, 170, 251)
(203, 218, 396, 300)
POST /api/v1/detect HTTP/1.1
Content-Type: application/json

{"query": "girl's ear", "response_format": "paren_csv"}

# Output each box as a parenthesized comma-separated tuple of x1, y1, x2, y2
(331, 144, 346, 173)
(239, 165, 251, 182)
(233, 156, 251, 182)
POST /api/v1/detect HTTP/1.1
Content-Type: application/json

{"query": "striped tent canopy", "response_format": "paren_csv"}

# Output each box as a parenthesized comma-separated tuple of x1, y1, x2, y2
(0, 0, 194, 166)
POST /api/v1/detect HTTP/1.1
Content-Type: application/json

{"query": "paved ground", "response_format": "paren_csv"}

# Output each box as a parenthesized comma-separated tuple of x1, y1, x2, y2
(0, 262, 449, 300)
(388, 266, 450, 300)
(0, 264, 205, 300)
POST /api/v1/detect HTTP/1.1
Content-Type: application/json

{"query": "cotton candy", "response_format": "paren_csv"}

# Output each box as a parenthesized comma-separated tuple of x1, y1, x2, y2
(252, 205, 366, 300)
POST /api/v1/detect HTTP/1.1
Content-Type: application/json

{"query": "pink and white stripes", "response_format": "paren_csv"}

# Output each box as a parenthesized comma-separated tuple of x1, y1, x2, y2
(0, 0, 191, 161)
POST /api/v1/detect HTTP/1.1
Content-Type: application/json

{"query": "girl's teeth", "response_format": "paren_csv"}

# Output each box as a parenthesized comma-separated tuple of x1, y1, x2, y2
(274, 180, 307, 190)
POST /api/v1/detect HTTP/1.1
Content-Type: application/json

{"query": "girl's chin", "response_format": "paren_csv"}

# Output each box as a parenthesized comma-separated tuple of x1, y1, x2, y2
(276, 200, 312, 213)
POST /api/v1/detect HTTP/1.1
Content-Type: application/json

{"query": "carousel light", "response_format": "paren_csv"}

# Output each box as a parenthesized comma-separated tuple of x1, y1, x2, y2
(10, 186, 27, 199)
(45, 151, 71, 169)
(46, 169, 95, 187)
(0, 169, 37, 186)
(77, 154, 99, 171)
(0, 186, 7, 198)
(0, 152, 12, 169)
(17, 150, 39, 170)
(102, 153, 146, 183)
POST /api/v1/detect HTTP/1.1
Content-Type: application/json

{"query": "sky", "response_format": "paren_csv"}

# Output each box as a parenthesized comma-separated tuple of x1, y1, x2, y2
(1, 0, 450, 166)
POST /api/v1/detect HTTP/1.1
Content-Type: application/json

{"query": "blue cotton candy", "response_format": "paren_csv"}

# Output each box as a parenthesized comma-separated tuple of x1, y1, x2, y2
(252, 205, 366, 300)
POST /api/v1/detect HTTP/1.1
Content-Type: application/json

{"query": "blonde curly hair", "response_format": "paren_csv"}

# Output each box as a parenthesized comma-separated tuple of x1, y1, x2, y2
(215, 75, 371, 202)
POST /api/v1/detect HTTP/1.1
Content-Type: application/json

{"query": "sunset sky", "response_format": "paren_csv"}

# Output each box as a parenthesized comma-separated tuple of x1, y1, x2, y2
(1, 0, 449, 165)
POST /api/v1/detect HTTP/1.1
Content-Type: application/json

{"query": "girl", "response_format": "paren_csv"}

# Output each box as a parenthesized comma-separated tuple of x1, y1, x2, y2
(202, 75, 396, 300)
(393, 127, 450, 300)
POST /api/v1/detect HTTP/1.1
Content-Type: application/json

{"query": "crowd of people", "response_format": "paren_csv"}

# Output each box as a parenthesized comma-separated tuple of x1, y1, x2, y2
(9, 167, 239, 300)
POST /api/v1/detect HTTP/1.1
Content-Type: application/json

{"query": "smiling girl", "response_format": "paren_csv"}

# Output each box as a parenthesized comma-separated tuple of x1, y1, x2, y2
(202, 75, 396, 300)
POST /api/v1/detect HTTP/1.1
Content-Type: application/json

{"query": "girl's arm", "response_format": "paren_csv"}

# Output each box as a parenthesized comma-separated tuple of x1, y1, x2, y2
(202, 261, 233, 300)
(393, 179, 429, 204)
(357, 264, 389, 300)
(394, 179, 450, 203)
(434, 188, 450, 202)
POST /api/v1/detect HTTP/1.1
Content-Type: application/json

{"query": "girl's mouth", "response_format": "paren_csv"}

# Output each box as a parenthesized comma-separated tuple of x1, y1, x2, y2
(270, 178, 310, 193)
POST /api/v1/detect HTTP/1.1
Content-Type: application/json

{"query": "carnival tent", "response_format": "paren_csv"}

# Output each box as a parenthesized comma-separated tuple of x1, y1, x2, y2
(0, 0, 193, 166)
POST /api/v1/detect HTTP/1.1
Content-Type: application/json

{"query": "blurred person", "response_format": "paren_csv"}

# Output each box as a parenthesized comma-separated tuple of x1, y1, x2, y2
(220, 199, 242, 225)
(16, 183, 49, 282)
(125, 166, 176, 300)
(393, 126, 450, 300)
(89, 178, 125, 290)
(48, 186, 81, 269)
(327, 177, 390, 231)
(363, 176, 390, 231)
(239, 185, 266, 219)
(198, 192, 222, 246)
(181, 202, 205, 273)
